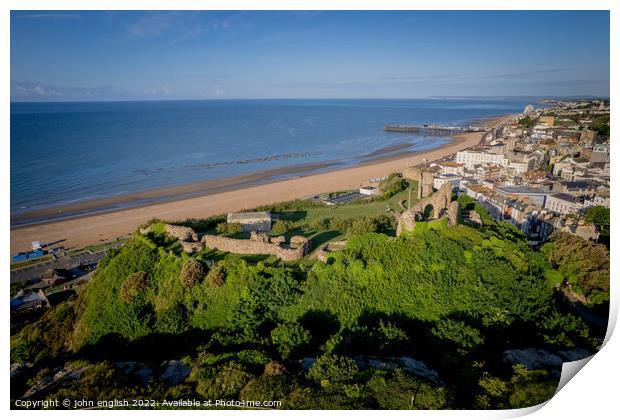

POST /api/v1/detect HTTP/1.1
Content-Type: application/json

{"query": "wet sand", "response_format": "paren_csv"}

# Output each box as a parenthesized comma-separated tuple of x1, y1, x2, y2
(10, 114, 516, 253)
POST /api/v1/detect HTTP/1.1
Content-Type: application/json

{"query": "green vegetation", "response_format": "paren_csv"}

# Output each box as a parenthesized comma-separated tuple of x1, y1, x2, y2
(585, 205, 610, 227)
(590, 114, 610, 138)
(540, 232, 610, 305)
(10, 188, 608, 410)
(216, 222, 242, 235)
(518, 116, 534, 128)
(457, 194, 495, 225)
(379, 173, 408, 198)
(10, 254, 53, 270)
(271, 220, 296, 235)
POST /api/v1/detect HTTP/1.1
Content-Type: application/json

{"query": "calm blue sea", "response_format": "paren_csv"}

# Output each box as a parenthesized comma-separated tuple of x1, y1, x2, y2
(11, 98, 533, 216)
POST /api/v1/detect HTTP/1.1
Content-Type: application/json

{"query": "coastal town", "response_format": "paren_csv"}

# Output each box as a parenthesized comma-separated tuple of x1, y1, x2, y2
(404, 98, 611, 245)
(10, 98, 610, 320)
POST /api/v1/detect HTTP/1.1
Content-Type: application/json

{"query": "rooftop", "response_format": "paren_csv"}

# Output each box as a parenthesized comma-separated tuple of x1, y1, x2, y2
(227, 211, 272, 221)
(496, 186, 548, 195)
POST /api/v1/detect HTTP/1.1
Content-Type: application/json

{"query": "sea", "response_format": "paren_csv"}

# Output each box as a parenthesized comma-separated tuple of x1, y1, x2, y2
(10, 98, 536, 221)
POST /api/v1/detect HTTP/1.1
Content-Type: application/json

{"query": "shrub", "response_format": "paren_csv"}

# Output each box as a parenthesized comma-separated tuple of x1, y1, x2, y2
(271, 220, 295, 235)
(206, 264, 226, 287)
(330, 218, 354, 232)
(379, 173, 407, 198)
(347, 218, 379, 237)
(216, 222, 243, 235)
(120, 272, 149, 304)
(307, 354, 359, 387)
(195, 361, 253, 400)
(310, 218, 330, 231)
(270, 323, 311, 359)
(180, 259, 205, 288)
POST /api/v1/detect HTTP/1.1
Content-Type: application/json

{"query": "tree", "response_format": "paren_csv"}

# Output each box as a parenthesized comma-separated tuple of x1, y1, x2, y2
(307, 354, 359, 387)
(180, 259, 204, 288)
(271, 220, 295, 235)
(270, 323, 311, 359)
(518, 116, 534, 128)
(584, 206, 610, 227)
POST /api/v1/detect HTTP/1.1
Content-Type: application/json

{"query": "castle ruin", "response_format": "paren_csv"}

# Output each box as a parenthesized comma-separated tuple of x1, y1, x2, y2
(396, 183, 460, 235)
(403, 166, 434, 199)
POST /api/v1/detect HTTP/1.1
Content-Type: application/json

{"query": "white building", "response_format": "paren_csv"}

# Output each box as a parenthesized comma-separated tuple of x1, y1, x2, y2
(456, 150, 508, 169)
(437, 162, 465, 175)
(545, 193, 583, 215)
(583, 195, 610, 209)
(433, 174, 462, 191)
(359, 186, 379, 196)
(227, 211, 272, 232)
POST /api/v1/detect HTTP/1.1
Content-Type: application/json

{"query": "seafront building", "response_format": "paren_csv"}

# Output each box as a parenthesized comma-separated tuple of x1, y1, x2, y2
(415, 99, 610, 243)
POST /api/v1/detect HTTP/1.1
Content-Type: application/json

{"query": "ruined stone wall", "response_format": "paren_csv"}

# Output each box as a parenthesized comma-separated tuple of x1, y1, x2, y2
(201, 235, 306, 261)
(396, 183, 458, 235)
(164, 224, 199, 242)
(403, 166, 434, 198)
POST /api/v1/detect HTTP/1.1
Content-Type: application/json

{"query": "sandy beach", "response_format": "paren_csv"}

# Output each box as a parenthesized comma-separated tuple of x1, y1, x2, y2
(10, 114, 515, 253)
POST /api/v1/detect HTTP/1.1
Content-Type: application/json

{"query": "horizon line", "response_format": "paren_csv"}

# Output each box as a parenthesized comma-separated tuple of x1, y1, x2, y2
(10, 95, 610, 104)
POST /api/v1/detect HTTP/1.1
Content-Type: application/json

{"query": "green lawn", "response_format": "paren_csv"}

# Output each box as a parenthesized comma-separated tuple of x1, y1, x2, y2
(287, 185, 417, 228)
(141, 182, 420, 264)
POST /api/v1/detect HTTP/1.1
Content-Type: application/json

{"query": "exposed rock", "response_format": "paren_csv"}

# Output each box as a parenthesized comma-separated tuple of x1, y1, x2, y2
(300, 357, 316, 370)
(164, 224, 199, 242)
(355, 356, 444, 385)
(23, 364, 89, 398)
(10, 362, 33, 380)
(502, 348, 564, 370)
(558, 348, 592, 362)
(160, 360, 190, 385)
(139, 226, 152, 235)
(301, 355, 443, 385)
(114, 361, 154, 385)
(468, 210, 483, 226)
(317, 249, 329, 263)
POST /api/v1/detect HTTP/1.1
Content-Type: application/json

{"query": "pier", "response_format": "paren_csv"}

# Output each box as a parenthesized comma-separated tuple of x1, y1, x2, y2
(384, 124, 478, 135)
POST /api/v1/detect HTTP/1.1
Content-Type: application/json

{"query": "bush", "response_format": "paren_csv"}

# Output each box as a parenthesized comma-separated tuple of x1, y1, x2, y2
(307, 354, 359, 387)
(180, 259, 205, 288)
(271, 220, 295, 235)
(195, 361, 253, 400)
(310, 218, 330, 231)
(270, 323, 311, 359)
(379, 173, 407, 198)
(206, 263, 226, 287)
(347, 218, 379, 237)
(120, 272, 149, 304)
(216, 222, 243, 235)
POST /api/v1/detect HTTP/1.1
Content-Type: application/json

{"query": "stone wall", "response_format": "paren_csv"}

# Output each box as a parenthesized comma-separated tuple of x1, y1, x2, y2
(396, 183, 459, 235)
(201, 235, 306, 261)
(164, 224, 199, 242)
(403, 166, 434, 199)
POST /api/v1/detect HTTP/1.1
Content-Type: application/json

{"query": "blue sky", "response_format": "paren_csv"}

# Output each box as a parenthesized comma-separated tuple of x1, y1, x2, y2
(10, 10, 610, 101)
